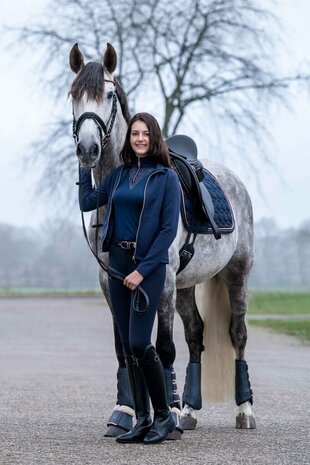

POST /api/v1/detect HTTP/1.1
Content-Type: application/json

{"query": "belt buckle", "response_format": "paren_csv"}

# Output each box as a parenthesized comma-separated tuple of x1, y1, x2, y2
(120, 241, 130, 250)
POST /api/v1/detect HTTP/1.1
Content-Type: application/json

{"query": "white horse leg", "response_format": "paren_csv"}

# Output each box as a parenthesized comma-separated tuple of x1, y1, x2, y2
(176, 286, 204, 430)
(236, 401, 256, 429)
(180, 404, 198, 430)
(234, 358, 256, 429)
(220, 265, 256, 430)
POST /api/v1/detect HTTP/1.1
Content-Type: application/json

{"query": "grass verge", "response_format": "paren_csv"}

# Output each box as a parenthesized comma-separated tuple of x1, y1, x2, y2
(249, 290, 310, 314)
(249, 318, 310, 342)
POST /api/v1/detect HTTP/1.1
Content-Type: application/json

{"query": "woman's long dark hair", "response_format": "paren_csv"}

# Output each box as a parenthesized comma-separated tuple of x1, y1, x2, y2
(120, 113, 172, 167)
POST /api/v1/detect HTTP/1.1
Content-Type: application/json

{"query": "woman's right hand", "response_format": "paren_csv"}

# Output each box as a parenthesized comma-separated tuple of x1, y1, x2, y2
(123, 270, 144, 290)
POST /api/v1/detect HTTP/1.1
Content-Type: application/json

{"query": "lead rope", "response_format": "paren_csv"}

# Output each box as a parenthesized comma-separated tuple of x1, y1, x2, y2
(76, 167, 149, 313)
(73, 91, 149, 311)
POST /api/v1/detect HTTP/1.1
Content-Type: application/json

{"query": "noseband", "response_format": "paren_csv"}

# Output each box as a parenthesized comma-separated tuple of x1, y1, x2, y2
(72, 79, 118, 150)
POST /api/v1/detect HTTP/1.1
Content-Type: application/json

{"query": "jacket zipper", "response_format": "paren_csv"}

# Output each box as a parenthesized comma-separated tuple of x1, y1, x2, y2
(132, 158, 141, 184)
(100, 167, 123, 245)
(132, 168, 165, 263)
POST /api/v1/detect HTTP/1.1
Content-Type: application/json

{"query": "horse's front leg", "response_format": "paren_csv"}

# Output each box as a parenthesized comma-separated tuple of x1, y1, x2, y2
(176, 286, 204, 430)
(156, 268, 183, 439)
(221, 267, 256, 430)
(99, 272, 134, 437)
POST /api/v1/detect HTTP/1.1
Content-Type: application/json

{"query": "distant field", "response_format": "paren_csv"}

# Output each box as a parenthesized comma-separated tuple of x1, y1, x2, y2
(248, 290, 310, 314)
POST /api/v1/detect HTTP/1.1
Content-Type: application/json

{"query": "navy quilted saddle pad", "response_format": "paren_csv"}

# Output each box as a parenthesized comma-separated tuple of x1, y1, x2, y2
(181, 168, 235, 235)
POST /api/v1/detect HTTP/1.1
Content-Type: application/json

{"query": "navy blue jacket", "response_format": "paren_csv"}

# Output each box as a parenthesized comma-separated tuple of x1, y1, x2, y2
(79, 163, 180, 278)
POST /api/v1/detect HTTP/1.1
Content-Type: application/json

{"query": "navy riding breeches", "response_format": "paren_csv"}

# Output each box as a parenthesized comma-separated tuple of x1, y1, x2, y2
(108, 243, 166, 358)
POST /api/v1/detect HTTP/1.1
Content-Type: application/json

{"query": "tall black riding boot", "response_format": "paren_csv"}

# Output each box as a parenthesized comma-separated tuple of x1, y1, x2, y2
(138, 345, 176, 444)
(116, 355, 152, 443)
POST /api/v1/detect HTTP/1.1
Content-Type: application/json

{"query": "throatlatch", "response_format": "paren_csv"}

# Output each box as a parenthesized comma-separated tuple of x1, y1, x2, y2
(182, 361, 202, 410)
(235, 359, 253, 406)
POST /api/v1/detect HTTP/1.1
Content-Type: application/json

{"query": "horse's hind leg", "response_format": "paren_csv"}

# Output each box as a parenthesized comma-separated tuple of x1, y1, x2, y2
(220, 265, 256, 429)
(176, 286, 204, 430)
(100, 275, 134, 437)
(155, 272, 183, 438)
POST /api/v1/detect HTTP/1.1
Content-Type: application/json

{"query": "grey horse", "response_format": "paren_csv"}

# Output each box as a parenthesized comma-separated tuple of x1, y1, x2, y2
(69, 43, 256, 436)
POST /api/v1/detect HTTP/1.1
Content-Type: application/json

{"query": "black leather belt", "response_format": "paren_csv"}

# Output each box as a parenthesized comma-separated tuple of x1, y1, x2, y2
(112, 239, 136, 250)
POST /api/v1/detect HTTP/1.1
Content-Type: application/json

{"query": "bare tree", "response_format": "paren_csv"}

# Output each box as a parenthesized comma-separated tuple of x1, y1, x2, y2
(7, 0, 309, 200)
(14, 0, 149, 99)
(144, 0, 299, 134)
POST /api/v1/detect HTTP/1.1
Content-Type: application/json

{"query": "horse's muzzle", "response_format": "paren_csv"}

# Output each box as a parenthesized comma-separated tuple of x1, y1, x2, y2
(79, 161, 96, 169)
(76, 141, 100, 168)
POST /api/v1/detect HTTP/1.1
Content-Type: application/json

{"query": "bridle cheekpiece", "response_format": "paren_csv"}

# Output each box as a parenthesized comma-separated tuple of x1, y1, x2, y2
(72, 79, 118, 151)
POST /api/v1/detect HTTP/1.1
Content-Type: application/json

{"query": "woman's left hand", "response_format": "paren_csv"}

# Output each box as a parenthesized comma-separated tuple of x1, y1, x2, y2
(123, 270, 144, 290)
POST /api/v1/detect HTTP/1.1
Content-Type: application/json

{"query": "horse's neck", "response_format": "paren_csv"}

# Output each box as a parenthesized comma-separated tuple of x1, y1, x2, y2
(92, 116, 128, 186)
(92, 148, 121, 186)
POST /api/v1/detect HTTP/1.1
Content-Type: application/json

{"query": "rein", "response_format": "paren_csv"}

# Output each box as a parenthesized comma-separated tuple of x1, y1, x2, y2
(72, 80, 149, 312)
(76, 171, 149, 313)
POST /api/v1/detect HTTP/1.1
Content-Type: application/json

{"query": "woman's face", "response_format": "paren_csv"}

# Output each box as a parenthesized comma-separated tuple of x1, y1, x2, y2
(130, 120, 150, 158)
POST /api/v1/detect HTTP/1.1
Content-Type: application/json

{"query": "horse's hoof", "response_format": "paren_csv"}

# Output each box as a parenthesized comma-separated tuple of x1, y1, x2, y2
(180, 415, 197, 430)
(236, 414, 256, 429)
(166, 429, 183, 440)
(168, 407, 183, 439)
(104, 425, 128, 437)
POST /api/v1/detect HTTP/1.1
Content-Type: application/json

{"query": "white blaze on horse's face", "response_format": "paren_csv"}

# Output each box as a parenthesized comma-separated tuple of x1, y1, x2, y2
(69, 43, 118, 168)
(73, 96, 101, 168)
(73, 81, 116, 168)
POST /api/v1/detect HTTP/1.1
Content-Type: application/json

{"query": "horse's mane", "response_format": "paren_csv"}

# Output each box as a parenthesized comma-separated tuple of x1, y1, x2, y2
(70, 62, 104, 102)
(69, 62, 131, 124)
(115, 79, 131, 124)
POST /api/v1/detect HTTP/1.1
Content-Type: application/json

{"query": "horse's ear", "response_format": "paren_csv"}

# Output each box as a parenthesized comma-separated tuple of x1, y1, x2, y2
(103, 43, 117, 74)
(69, 43, 85, 74)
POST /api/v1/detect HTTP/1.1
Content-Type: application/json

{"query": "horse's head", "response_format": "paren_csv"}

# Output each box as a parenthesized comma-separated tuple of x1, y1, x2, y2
(69, 43, 128, 169)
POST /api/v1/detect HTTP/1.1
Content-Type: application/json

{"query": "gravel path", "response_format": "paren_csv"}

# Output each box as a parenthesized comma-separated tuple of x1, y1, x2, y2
(0, 297, 309, 465)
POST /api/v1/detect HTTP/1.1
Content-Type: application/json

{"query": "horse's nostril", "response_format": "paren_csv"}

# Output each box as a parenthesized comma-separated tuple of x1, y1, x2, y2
(90, 143, 99, 159)
(76, 142, 85, 158)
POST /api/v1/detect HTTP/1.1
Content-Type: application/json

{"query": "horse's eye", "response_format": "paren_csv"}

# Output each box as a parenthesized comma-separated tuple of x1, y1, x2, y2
(107, 91, 114, 100)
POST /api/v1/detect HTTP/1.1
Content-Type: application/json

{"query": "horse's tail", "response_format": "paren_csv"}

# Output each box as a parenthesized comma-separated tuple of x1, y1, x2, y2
(195, 276, 235, 402)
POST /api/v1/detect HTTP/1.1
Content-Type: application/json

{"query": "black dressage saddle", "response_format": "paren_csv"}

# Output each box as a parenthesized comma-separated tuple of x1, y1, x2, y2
(166, 135, 221, 240)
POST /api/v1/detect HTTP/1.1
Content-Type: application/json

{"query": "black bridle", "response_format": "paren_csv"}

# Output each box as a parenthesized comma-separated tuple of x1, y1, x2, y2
(72, 79, 118, 150)
(72, 80, 149, 312)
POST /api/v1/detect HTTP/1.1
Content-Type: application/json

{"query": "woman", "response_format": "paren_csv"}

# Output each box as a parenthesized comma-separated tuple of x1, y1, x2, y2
(79, 113, 181, 444)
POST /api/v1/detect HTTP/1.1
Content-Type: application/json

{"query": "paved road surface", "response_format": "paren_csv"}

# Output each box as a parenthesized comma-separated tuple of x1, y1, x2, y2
(0, 297, 309, 465)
